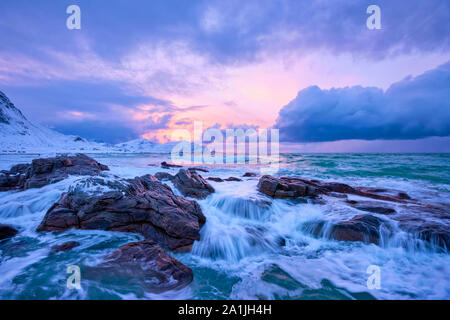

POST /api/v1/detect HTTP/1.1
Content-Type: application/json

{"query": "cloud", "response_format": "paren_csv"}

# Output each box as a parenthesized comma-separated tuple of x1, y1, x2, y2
(1, 80, 174, 143)
(1, 0, 449, 66)
(275, 61, 450, 142)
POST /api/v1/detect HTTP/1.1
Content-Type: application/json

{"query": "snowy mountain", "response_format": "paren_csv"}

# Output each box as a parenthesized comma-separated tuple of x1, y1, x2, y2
(114, 139, 179, 153)
(0, 91, 178, 154)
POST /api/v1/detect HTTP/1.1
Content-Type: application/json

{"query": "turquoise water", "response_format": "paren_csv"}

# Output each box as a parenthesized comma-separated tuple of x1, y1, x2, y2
(0, 153, 449, 300)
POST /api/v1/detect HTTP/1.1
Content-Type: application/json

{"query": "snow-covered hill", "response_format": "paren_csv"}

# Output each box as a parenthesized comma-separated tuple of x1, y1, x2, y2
(0, 91, 178, 154)
(114, 139, 179, 153)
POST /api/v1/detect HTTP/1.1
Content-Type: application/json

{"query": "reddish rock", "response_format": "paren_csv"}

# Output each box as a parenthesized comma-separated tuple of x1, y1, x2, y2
(257, 175, 318, 198)
(0, 154, 109, 191)
(51, 241, 80, 252)
(161, 161, 182, 169)
(306, 215, 385, 245)
(85, 240, 193, 293)
(0, 224, 18, 240)
(173, 169, 215, 199)
(37, 174, 206, 251)
(224, 177, 242, 182)
(154, 172, 174, 181)
(257, 175, 413, 203)
(243, 172, 258, 177)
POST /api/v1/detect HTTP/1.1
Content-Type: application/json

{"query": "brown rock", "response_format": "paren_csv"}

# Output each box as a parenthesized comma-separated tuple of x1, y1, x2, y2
(51, 241, 80, 252)
(85, 240, 193, 293)
(257, 175, 318, 198)
(173, 169, 215, 199)
(305, 215, 385, 245)
(37, 174, 206, 251)
(0, 224, 18, 240)
(0, 154, 109, 191)
(161, 161, 182, 169)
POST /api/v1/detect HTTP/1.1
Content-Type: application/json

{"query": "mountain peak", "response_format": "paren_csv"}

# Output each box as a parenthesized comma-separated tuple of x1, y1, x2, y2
(0, 90, 26, 124)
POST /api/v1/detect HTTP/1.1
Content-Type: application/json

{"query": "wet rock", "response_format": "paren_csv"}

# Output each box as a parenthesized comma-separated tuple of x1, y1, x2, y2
(261, 264, 305, 290)
(257, 175, 412, 203)
(37, 174, 206, 251)
(85, 240, 193, 293)
(331, 215, 384, 244)
(207, 177, 224, 182)
(306, 215, 385, 245)
(0, 224, 18, 241)
(355, 206, 396, 215)
(396, 205, 450, 251)
(397, 192, 411, 200)
(173, 169, 215, 199)
(51, 241, 80, 252)
(320, 182, 357, 194)
(295, 279, 376, 300)
(224, 177, 242, 182)
(188, 167, 209, 173)
(257, 175, 319, 199)
(0, 154, 109, 191)
(243, 172, 258, 177)
(154, 172, 174, 181)
(161, 161, 182, 169)
(348, 201, 396, 215)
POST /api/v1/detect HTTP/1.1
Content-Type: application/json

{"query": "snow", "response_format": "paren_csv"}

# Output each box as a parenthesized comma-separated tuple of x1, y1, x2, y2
(0, 91, 177, 154)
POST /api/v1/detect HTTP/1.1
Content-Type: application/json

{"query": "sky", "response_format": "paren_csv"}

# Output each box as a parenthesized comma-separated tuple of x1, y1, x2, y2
(0, 0, 449, 152)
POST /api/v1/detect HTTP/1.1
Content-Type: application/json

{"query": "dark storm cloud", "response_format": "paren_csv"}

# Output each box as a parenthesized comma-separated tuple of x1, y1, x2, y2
(275, 61, 450, 142)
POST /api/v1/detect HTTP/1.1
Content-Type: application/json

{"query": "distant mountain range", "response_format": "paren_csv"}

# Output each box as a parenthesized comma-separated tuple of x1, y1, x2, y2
(0, 91, 177, 154)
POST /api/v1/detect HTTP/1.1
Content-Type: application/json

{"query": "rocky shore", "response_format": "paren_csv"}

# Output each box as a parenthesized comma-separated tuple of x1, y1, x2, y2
(1, 154, 449, 295)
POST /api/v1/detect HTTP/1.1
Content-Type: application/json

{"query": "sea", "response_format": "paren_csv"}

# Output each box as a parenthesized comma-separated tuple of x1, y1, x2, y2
(0, 153, 449, 300)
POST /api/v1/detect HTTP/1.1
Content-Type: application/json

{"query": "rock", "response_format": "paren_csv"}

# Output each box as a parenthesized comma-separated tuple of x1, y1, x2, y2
(188, 167, 209, 173)
(85, 240, 193, 293)
(172, 169, 215, 199)
(347, 201, 396, 215)
(161, 161, 182, 169)
(330, 215, 384, 244)
(0, 224, 18, 240)
(256, 175, 412, 203)
(224, 177, 242, 182)
(243, 172, 258, 177)
(257, 175, 318, 199)
(396, 205, 450, 251)
(306, 215, 385, 245)
(397, 192, 412, 200)
(207, 177, 224, 182)
(261, 264, 305, 290)
(320, 182, 357, 194)
(154, 172, 174, 181)
(37, 174, 206, 251)
(51, 241, 80, 252)
(0, 154, 109, 191)
(354, 206, 396, 215)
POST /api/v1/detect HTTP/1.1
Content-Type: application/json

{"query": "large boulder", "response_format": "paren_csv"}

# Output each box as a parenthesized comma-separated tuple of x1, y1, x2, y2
(37, 174, 206, 251)
(172, 169, 215, 199)
(84, 240, 193, 293)
(0, 154, 109, 191)
(0, 224, 18, 241)
(257, 175, 412, 203)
